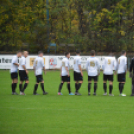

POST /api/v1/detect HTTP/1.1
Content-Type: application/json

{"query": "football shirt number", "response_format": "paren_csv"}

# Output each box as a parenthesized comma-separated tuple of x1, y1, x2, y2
(90, 61, 95, 67)
(62, 61, 65, 67)
(35, 61, 38, 66)
(108, 59, 111, 64)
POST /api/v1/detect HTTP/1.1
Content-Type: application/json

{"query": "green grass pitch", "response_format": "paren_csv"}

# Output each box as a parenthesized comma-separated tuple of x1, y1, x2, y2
(0, 70, 134, 134)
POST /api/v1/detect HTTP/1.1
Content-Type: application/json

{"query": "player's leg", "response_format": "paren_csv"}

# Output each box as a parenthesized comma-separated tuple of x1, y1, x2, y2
(108, 75, 114, 96)
(33, 83, 39, 95)
(33, 75, 39, 95)
(103, 74, 107, 95)
(19, 81, 23, 92)
(12, 78, 18, 95)
(58, 76, 65, 95)
(88, 81, 91, 96)
(75, 81, 78, 93)
(67, 81, 74, 95)
(93, 76, 98, 96)
(88, 76, 92, 95)
(19, 71, 23, 93)
(75, 72, 83, 95)
(11, 72, 18, 95)
(40, 80, 48, 95)
(21, 72, 29, 94)
(58, 82, 64, 95)
(131, 75, 134, 96)
(109, 81, 114, 96)
(119, 73, 126, 96)
(22, 80, 29, 94)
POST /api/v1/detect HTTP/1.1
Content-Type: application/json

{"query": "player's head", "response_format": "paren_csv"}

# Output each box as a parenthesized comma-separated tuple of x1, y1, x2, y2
(23, 51, 29, 58)
(122, 50, 126, 56)
(17, 51, 22, 57)
(76, 50, 81, 55)
(91, 50, 95, 56)
(65, 52, 70, 58)
(38, 51, 43, 57)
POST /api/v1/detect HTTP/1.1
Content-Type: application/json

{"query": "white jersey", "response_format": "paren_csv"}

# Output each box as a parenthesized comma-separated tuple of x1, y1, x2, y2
(102, 57, 117, 75)
(86, 57, 100, 76)
(10, 55, 19, 73)
(117, 55, 127, 74)
(19, 56, 26, 70)
(61, 57, 70, 76)
(33, 56, 45, 76)
(74, 55, 81, 73)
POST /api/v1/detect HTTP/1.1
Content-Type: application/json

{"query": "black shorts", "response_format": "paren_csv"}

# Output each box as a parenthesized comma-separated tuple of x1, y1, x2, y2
(103, 74, 113, 81)
(62, 76, 70, 82)
(74, 71, 83, 81)
(11, 72, 18, 79)
(118, 73, 126, 82)
(19, 70, 28, 81)
(88, 76, 98, 81)
(36, 75, 43, 83)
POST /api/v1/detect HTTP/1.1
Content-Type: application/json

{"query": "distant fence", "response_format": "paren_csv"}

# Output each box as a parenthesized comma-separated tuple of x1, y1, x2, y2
(0, 55, 132, 70)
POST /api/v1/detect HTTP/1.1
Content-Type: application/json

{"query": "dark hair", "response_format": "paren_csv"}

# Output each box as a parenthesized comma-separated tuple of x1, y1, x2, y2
(76, 50, 81, 54)
(91, 50, 95, 56)
(65, 52, 70, 56)
(17, 51, 21, 54)
(122, 50, 126, 55)
(38, 51, 43, 55)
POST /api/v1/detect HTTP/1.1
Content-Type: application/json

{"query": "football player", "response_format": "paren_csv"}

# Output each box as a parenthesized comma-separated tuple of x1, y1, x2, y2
(33, 51, 48, 95)
(74, 50, 83, 95)
(102, 53, 117, 96)
(86, 50, 100, 96)
(116, 50, 127, 96)
(10, 51, 22, 95)
(19, 51, 29, 95)
(58, 52, 74, 95)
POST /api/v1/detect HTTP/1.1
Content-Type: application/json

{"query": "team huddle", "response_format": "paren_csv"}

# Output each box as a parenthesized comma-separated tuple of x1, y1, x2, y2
(10, 50, 134, 96)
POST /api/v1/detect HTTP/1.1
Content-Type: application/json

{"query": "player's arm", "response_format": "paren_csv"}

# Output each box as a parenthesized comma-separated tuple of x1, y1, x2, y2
(86, 60, 88, 72)
(22, 65, 28, 74)
(42, 59, 46, 74)
(13, 57, 19, 66)
(97, 60, 100, 75)
(22, 59, 28, 74)
(102, 58, 105, 72)
(33, 60, 36, 70)
(78, 59, 83, 76)
(60, 66, 62, 77)
(114, 59, 117, 75)
(124, 58, 127, 74)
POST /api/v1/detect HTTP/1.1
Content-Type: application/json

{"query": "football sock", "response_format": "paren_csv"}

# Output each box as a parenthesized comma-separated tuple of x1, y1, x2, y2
(19, 84, 23, 92)
(120, 83, 124, 94)
(41, 83, 45, 92)
(76, 83, 82, 92)
(58, 83, 63, 92)
(11, 83, 14, 92)
(14, 83, 17, 92)
(34, 84, 38, 94)
(94, 83, 97, 93)
(67, 83, 71, 93)
(132, 84, 134, 94)
(103, 83, 107, 93)
(119, 83, 121, 94)
(88, 83, 91, 93)
(109, 85, 113, 94)
(23, 83, 28, 92)
(75, 83, 78, 92)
